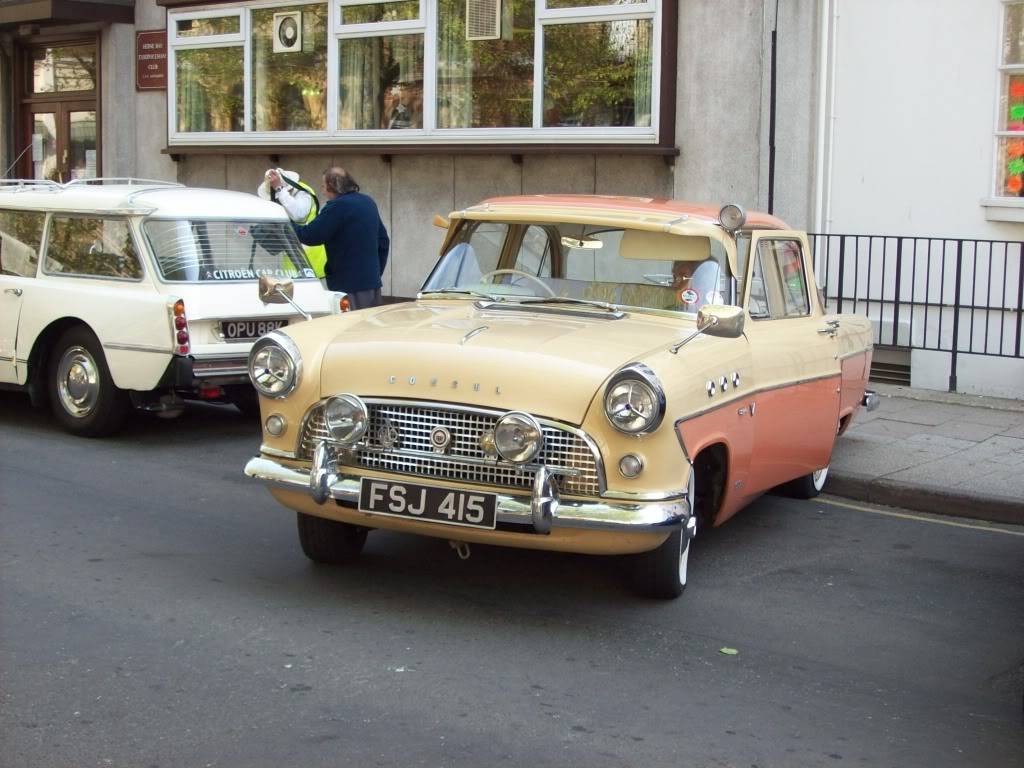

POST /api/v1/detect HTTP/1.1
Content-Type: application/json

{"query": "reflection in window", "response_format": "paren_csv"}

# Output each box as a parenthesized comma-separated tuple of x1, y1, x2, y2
(32, 45, 96, 93)
(437, 0, 534, 128)
(69, 111, 97, 180)
(252, 4, 328, 131)
(46, 217, 142, 280)
(32, 114, 57, 181)
(0, 210, 45, 278)
(176, 16, 241, 36)
(339, 35, 424, 129)
(999, 2, 1024, 195)
(341, 1, 419, 24)
(176, 48, 244, 132)
(543, 19, 652, 127)
(755, 239, 809, 318)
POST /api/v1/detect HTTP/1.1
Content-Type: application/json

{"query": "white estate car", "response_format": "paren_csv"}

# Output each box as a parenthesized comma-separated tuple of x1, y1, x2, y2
(0, 178, 345, 436)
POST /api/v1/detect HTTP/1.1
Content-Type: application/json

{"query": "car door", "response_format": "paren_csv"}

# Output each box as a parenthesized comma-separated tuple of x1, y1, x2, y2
(0, 209, 46, 383)
(743, 232, 841, 493)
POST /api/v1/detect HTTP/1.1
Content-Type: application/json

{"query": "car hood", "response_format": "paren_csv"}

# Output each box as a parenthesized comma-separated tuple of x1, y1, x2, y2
(319, 300, 685, 425)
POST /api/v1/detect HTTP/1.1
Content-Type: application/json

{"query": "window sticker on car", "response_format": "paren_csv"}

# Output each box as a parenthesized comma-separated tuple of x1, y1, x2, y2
(303, 268, 315, 278)
(680, 288, 700, 305)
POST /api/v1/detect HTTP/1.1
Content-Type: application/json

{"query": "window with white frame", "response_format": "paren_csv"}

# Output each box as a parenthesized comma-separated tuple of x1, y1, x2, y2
(167, 0, 660, 143)
(998, 1, 1024, 196)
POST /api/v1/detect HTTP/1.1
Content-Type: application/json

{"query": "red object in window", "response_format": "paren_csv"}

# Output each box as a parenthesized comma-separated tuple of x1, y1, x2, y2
(1007, 176, 1023, 194)
(1011, 82, 1024, 99)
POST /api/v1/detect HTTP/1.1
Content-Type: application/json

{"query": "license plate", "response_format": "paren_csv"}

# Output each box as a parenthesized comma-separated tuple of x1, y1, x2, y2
(358, 478, 497, 530)
(221, 318, 287, 341)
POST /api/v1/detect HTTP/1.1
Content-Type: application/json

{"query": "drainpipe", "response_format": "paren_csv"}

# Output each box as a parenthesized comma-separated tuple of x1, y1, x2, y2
(768, 0, 778, 214)
(813, 0, 840, 234)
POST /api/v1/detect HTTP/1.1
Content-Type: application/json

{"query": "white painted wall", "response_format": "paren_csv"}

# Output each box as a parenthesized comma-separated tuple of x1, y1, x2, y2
(821, 0, 1024, 240)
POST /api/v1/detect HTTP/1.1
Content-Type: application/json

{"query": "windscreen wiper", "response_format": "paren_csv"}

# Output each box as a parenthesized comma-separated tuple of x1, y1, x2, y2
(511, 296, 620, 313)
(419, 288, 504, 302)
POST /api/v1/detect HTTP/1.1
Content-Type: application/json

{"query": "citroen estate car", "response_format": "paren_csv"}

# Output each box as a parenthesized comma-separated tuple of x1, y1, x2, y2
(0, 178, 347, 436)
(244, 195, 877, 598)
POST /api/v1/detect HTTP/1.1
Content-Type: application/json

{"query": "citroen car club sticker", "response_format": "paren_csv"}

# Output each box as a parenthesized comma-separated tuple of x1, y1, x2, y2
(680, 288, 700, 305)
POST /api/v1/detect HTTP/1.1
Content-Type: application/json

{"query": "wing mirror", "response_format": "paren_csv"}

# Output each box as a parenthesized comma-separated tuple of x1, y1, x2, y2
(669, 304, 745, 354)
(258, 275, 311, 320)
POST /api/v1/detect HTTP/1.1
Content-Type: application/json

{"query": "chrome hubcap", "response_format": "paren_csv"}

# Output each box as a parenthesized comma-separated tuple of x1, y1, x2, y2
(57, 346, 100, 418)
(812, 466, 830, 491)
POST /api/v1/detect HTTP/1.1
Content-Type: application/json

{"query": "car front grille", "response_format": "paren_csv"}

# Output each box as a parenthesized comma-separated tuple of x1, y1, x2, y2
(298, 400, 603, 497)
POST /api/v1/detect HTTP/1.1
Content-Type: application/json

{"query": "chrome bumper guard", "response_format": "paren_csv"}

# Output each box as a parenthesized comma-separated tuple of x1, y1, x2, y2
(862, 389, 880, 412)
(244, 445, 690, 535)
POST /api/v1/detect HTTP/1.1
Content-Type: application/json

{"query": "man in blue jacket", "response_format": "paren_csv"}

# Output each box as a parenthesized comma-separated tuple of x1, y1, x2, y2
(292, 167, 390, 309)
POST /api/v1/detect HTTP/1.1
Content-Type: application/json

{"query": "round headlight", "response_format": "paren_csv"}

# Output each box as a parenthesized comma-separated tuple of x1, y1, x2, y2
(249, 334, 300, 398)
(604, 364, 666, 434)
(718, 203, 747, 233)
(324, 394, 368, 445)
(494, 411, 544, 463)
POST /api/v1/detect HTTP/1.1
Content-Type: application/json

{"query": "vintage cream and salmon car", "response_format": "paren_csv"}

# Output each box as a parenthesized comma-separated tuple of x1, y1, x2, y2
(244, 195, 877, 598)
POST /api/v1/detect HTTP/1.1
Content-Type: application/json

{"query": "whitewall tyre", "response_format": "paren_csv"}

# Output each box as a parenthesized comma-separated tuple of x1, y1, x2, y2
(632, 527, 692, 600)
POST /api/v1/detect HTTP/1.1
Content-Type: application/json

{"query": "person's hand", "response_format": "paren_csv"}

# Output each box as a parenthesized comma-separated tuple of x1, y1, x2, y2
(266, 169, 282, 190)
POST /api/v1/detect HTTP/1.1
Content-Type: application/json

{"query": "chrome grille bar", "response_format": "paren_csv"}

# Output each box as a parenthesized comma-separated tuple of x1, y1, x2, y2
(299, 399, 603, 496)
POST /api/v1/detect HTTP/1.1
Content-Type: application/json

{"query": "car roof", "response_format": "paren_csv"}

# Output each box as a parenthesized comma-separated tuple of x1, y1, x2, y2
(472, 194, 790, 230)
(0, 180, 290, 221)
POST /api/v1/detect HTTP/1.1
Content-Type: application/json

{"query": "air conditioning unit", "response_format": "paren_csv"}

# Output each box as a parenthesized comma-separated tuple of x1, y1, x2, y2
(273, 11, 302, 53)
(466, 0, 500, 41)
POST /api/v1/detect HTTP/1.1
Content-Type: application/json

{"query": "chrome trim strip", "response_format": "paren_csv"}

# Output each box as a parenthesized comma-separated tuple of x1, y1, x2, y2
(259, 444, 298, 459)
(103, 342, 171, 353)
(245, 457, 687, 532)
(601, 486, 687, 502)
(296, 397, 609, 495)
(674, 372, 842, 425)
(459, 325, 488, 345)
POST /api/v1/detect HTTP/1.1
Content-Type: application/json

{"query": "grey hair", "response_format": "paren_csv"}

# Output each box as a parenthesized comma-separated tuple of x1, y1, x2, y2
(323, 167, 359, 195)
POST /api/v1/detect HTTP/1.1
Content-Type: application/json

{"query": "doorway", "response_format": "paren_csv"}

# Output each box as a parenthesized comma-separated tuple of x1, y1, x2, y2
(18, 40, 100, 182)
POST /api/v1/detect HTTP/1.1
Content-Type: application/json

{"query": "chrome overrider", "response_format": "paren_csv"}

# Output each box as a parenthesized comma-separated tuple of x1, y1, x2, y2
(244, 442, 692, 535)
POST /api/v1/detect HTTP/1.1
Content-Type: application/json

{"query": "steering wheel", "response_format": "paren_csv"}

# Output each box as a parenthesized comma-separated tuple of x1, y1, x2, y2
(478, 269, 556, 297)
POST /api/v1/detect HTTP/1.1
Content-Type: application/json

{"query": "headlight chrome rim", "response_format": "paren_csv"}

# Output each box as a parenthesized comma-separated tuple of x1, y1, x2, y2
(324, 393, 369, 445)
(248, 331, 302, 399)
(604, 363, 666, 435)
(494, 411, 544, 464)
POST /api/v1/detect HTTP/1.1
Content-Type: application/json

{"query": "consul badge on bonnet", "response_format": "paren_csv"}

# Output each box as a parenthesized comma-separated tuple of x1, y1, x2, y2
(388, 375, 502, 395)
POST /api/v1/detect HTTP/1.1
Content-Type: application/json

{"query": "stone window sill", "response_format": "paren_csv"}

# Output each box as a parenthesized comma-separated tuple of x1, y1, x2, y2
(980, 197, 1024, 223)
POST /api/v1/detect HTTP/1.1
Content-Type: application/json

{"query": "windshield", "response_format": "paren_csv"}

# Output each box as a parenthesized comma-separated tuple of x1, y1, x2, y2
(421, 220, 733, 313)
(143, 219, 315, 282)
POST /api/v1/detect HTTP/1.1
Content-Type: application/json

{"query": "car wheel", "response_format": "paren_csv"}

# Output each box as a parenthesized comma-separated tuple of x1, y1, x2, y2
(631, 526, 692, 599)
(785, 465, 830, 499)
(296, 512, 368, 564)
(48, 326, 130, 437)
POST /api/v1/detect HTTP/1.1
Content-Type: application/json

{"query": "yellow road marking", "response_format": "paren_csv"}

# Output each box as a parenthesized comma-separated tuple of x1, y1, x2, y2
(818, 496, 1024, 537)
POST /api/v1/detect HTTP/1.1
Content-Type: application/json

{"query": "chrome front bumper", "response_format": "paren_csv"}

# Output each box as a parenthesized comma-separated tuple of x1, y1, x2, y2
(244, 451, 691, 535)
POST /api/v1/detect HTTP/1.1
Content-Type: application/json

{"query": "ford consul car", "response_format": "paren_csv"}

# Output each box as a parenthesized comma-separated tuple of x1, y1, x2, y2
(244, 195, 877, 598)
(0, 178, 349, 436)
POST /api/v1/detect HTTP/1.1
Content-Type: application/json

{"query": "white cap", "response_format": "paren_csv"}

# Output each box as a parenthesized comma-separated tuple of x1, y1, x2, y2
(257, 168, 300, 201)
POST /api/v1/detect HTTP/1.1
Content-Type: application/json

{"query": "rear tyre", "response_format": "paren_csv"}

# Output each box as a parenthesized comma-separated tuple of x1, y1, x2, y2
(296, 512, 368, 565)
(631, 527, 691, 600)
(48, 326, 130, 437)
(784, 465, 830, 500)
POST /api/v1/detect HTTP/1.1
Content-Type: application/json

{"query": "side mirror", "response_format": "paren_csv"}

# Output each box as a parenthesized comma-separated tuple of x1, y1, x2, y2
(697, 304, 745, 338)
(432, 214, 449, 229)
(259, 275, 295, 304)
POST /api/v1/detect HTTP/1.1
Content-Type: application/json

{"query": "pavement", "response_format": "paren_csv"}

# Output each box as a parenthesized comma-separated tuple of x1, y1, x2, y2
(829, 383, 1024, 525)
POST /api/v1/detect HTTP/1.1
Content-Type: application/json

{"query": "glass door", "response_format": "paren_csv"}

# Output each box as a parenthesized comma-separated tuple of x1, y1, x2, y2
(18, 40, 100, 182)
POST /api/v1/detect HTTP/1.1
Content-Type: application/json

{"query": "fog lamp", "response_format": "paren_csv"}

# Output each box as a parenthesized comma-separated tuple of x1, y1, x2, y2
(619, 454, 644, 478)
(265, 414, 287, 436)
(494, 411, 543, 463)
(324, 394, 368, 445)
(719, 203, 747, 233)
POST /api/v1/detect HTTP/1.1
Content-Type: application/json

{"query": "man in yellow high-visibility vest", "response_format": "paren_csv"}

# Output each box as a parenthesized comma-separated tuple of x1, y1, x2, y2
(258, 168, 327, 279)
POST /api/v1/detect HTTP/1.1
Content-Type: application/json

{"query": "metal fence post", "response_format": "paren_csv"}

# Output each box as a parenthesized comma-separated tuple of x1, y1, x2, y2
(836, 236, 846, 314)
(949, 240, 963, 392)
(892, 238, 903, 346)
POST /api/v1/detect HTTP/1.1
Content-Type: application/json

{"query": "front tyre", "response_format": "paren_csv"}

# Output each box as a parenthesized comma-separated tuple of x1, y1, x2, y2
(631, 527, 691, 599)
(296, 512, 368, 564)
(48, 326, 130, 437)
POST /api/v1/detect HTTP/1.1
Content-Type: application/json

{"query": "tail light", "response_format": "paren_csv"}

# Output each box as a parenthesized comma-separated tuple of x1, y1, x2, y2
(172, 299, 190, 354)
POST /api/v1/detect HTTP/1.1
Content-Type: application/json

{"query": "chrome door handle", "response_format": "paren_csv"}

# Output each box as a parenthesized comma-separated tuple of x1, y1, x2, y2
(4, 288, 22, 297)
(818, 319, 839, 336)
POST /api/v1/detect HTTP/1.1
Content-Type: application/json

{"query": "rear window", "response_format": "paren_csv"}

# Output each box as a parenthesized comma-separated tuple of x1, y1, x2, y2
(143, 219, 315, 282)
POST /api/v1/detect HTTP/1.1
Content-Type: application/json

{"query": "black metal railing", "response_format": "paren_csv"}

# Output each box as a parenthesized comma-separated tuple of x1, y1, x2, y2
(808, 234, 1024, 391)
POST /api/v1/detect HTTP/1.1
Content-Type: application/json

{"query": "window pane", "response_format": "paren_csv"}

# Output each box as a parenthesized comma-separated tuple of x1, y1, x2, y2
(514, 226, 553, 276)
(252, 5, 328, 131)
(543, 20, 652, 127)
(341, 1, 419, 24)
(757, 239, 809, 318)
(339, 35, 424, 129)
(176, 47, 244, 132)
(68, 111, 97, 180)
(0, 210, 45, 278)
(32, 45, 96, 93)
(176, 16, 240, 37)
(437, 0, 534, 128)
(145, 220, 314, 282)
(1000, 73, 1024, 131)
(422, 222, 508, 289)
(1005, 2, 1024, 65)
(46, 217, 142, 280)
(547, 0, 645, 8)
(32, 113, 57, 181)
(997, 137, 1024, 196)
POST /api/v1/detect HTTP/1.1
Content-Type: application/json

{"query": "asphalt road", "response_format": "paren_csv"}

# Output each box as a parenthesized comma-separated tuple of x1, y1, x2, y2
(1, 394, 1022, 768)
